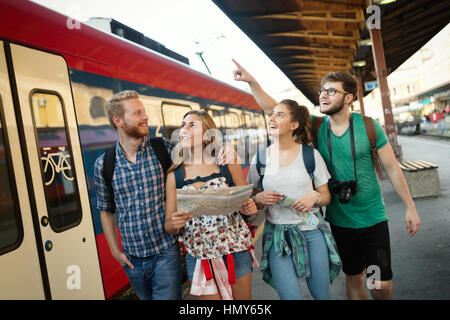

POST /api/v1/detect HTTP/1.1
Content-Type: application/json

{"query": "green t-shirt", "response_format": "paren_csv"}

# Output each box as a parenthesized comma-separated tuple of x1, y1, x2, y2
(312, 113, 389, 229)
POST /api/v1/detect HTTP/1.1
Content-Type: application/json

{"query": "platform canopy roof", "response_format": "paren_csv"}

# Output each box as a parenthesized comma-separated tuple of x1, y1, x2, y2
(213, 0, 450, 105)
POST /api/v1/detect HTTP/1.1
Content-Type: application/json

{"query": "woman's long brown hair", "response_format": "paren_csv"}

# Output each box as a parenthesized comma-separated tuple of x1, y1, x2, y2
(279, 99, 312, 145)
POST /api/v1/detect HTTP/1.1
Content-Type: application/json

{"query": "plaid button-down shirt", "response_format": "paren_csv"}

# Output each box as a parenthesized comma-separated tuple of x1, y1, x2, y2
(94, 136, 176, 257)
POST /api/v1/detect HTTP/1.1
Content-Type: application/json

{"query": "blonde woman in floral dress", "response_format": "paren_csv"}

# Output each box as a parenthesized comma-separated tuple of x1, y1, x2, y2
(164, 110, 257, 300)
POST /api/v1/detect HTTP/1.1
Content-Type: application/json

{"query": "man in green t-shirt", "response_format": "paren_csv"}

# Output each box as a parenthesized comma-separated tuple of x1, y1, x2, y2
(232, 59, 421, 300)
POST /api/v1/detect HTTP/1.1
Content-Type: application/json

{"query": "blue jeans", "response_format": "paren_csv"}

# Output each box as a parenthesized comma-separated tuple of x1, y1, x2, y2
(269, 229, 331, 300)
(122, 242, 181, 300)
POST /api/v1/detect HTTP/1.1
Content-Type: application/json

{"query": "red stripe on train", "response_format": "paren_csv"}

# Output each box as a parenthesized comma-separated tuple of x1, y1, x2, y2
(95, 229, 129, 299)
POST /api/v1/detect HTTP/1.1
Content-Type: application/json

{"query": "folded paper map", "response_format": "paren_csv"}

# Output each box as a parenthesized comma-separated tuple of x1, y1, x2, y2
(176, 184, 253, 217)
(277, 195, 320, 226)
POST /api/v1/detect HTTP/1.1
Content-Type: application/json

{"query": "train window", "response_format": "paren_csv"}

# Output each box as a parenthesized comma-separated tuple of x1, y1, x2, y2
(221, 108, 244, 160)
(250, 111, 269, 158)
(70, 83, 112, 126)
(0, 98, 23, 255)
(265, 113, 271, 128)
(224, 110, 242, 130)
(207, 109, 223, 128)
(140, 96, 165, 137)
(243, 111, 255, 129)
(243, 111, 265, 164)
(253, 112, 267, 130)
(30, 92, 82, 233)
(161, 102, 191, 141)
(252, 111, 268, 143)
(204, 105, 226, 131)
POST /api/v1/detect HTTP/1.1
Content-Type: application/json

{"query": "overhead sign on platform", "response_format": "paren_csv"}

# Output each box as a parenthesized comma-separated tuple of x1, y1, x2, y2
(365, 81, 379, 91)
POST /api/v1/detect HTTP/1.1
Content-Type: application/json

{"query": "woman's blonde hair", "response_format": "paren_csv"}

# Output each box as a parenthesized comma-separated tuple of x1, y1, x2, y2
(167, 110, 220, 173)
(278, 99, 312, 145)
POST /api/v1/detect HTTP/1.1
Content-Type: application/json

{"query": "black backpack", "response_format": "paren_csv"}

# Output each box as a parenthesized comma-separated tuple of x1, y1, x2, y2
(255, 144, 324, 217)
(102, 137, 172, 213)
(255, 144, 316, 189)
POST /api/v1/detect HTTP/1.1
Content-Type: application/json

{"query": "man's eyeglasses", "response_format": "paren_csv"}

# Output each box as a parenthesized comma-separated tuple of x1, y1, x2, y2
(318, 87, 349, 96)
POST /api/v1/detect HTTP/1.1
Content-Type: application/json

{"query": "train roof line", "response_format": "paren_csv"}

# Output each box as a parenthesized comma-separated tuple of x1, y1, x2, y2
(85, 17, 254, 99)
(0, 0, 259, 110)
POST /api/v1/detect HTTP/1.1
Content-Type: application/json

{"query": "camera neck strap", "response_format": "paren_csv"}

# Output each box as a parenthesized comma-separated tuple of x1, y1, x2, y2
(326, 114, 358, 182)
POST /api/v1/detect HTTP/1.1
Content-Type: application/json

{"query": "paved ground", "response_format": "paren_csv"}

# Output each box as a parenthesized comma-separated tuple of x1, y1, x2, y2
(120, 134, 450, 300)
(251, 134, 450, 300)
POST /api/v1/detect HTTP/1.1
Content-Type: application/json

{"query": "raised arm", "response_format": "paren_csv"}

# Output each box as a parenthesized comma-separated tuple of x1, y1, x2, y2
(232, 59, 278, 114)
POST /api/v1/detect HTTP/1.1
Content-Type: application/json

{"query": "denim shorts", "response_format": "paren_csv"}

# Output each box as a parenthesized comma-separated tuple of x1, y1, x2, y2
(185, 250, 253, 281)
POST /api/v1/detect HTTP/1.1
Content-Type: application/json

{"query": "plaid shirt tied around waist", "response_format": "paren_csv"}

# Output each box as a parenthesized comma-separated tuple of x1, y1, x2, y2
(94, 136, 176, 257)
(260, 212, 342, 288)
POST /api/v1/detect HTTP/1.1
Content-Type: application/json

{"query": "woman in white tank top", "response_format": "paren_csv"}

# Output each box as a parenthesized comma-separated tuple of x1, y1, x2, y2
(247, 99, 342, 300)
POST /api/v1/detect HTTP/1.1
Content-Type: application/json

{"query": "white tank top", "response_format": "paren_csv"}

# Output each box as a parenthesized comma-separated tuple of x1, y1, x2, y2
(248, 145, 331, 229)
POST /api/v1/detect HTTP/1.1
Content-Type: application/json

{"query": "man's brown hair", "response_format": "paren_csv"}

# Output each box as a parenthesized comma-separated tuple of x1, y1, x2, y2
(322, 72, 358, 101)
(106, 90, 139, 130)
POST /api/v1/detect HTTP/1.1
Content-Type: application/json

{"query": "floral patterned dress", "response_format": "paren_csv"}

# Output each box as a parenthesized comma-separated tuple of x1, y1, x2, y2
(178, 176, 252, 259)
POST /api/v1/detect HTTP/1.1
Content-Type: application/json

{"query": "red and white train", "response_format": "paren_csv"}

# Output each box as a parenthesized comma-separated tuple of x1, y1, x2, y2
(0, 0, 267, 299)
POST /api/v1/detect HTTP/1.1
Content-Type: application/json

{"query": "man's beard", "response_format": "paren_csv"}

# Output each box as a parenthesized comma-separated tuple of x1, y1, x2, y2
(123, 122, 149, 138)
(321, 96, 346, 116)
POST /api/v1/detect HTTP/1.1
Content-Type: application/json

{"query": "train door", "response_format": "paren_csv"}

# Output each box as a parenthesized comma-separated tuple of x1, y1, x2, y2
(0, 41, 46, 299)
(3, 42, 104, 299)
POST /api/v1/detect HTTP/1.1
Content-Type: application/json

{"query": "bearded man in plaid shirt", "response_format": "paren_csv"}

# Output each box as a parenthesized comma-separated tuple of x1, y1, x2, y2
(95, 90, 235, 300)
(94, 90, 184, 300)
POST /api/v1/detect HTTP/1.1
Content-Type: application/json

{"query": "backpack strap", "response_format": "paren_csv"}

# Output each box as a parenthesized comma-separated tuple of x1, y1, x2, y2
(311, 116, 325, 148)
(255, 148, 266, 190)
(256, 145, 315, 184)
(174, 165, 185, 189)
(362, 116, 384, 180)
(173, 164, 234, 189)
(103, 145, 117, 213)
(150, 137, 172, 178)
(302, 144, 326, 217)
(255, 146, 315, 190)
(219, 165, 235, 187)
(312, 115, 384, 180)
(102, 137, 172, 213)
(302, 144, 315, 185)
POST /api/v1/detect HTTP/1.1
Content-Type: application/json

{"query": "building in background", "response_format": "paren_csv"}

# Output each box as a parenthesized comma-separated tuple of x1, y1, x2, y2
(353, 23, 449, 130)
